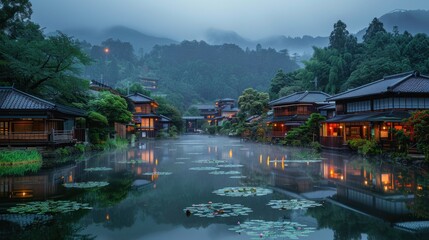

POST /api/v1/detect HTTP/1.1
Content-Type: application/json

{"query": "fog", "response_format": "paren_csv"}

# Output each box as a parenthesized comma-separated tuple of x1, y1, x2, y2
(31, 0, 429, 40)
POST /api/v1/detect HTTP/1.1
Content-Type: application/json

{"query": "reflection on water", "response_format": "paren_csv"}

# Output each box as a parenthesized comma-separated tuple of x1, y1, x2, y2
(0, 135, 427, 239)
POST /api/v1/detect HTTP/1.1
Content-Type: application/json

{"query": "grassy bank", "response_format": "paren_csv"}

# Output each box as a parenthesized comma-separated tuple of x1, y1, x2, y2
(0, 150, 43, 176)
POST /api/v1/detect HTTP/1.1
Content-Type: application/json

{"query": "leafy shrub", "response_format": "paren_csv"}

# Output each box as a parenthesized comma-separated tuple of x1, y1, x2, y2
(348, 139, 381, 156)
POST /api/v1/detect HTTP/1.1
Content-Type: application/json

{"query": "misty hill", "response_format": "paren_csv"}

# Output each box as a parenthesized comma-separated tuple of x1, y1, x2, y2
(63, 26, 177, 53)
(205, 28, 328, 55)
(142, 41, 299, 109)
(356, 9, 429, 39)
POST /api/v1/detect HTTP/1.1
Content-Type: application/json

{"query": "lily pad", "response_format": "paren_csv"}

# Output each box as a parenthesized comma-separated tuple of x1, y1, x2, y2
(176, 157, 190, 160)
(189, 167, 220, 171)
(142, 172, 172, 176)
(229, 219, 316, 239)
(84, 167, 112, 172)
(267, 199, 322, 210)
(209, 171, 241, 175)
(184, 202, 252, 218)
(193, 160, 227, 164)
(187, 152, 204, 155)
(213, 187, 273, 197)
(217, 164, 243, 168)
(63, 181, 109, 189)
(229, 175, 247, 179)
(7, 200, 92, 214)
(175, 162, 185, 164)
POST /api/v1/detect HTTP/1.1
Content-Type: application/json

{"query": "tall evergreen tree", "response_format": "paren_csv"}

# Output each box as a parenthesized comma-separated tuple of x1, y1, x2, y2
(329, 20, 349, 52)
(363, 18, 386, 42)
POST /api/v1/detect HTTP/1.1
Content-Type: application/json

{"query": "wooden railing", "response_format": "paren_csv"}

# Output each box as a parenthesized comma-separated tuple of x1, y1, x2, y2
(271, 130, 286, 138)
(0, 130, 75, 145)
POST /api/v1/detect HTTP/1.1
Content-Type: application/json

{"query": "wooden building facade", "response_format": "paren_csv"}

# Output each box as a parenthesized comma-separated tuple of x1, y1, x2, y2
(0, 87, 86, 146)
(268, 91, 331, 138)
(320, 71, 429, 149)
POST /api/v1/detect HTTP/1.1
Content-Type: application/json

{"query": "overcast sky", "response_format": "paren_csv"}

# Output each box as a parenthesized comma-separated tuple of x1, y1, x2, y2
(31, 0, 429, 40)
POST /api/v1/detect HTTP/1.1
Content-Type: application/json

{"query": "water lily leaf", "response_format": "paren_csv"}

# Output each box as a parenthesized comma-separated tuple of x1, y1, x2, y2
(184, 202, 252, 218)
(63, 181, 109, 189)
(209, 171, 241, 175)
(229, 219, 315, 239)
(217, 164, 243, 168)
(7, 200, 92, 214)
(229, 175, 246, 179)
(267, 199, 322, 210)
(213, 187, 272, 197)
(189, 167, 220, 171)
(142, 172, 172, 176)
(193, 159, 227, 164)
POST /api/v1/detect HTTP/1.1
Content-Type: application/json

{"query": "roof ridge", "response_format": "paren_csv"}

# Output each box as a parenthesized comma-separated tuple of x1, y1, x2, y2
(383, 71, 415, 80)
(327, 77, 393, 100)
(4, 87, 56, 108)
(296, 90, 309, 102)
(387, 72, 415, 91)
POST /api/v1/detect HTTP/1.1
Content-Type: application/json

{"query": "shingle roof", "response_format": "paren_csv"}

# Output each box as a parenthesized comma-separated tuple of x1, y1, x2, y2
(324, 111, 410, 123)
(269, 91, 331, 106)
(0, 87, 86, 116)
(328, 71, 429, 101)
(126, 93, 155, 103)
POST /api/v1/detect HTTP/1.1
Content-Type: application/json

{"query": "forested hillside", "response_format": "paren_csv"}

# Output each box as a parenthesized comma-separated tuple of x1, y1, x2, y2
(82, 39, 298, 110)
(269, 18, 429, 99)
(143, 41, 298, 109)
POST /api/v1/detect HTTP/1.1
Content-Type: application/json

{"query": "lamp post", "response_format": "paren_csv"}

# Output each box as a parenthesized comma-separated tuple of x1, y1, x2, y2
(102, 47, 109, 84)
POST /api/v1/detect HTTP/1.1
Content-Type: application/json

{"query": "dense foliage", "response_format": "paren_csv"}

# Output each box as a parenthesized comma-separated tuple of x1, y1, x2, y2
(283, 113, 326, 148)
(143, 41, 298, 110)
(269, 18, 429, 97)
(406, 110, 429, 161)
(0, 0, 91, 105)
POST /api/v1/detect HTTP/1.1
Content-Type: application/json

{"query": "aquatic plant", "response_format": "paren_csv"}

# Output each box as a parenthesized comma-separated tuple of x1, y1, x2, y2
(209, 171, 241, 175)
(193, 159, 227, 164)
(189, 167, 220, 171)
(217, 164, 243, 168)
(229, 176, 247, 179)
(142, 172, 172, 176)
(7, 200, 92, 214)
(63, 181, 109, 189)
(184, 202, 252, 218)
(229, 219, 316, 239)
(213, 187, 273, 197)
(267, 199, 322, 210)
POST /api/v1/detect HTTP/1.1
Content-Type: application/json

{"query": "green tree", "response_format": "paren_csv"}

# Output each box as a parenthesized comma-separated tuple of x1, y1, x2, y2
(363, 18, 386, 42)
(89, 91, 132, 125)
(329, 20, 349, 52)
(238, 88, 269, 117)
(0, 0, 33, 36)
(0, 32, 91, 104)
(269, 69, 289, 99)
(406, 110, 429, 161)
(154, 96, 183, 132)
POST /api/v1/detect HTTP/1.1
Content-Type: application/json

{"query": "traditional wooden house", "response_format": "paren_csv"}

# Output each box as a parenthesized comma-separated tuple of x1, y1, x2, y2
(127, 93, 161, 138)
(268, 91, 331, 138)
(0, 87, 86, 146)
(320, 71, 429, 149)
(193, 104, 217, 124)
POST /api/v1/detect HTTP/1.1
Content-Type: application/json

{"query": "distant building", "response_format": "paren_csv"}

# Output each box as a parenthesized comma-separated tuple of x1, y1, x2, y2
(268, 91, 331, 138)
(320, 71, 429, 149)
(127, 93, 171, 138)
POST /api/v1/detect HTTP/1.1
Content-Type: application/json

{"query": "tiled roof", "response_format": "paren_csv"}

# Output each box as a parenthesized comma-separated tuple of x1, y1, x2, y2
(328, 71, 429, 101)
(127, 93, 155, 103)
(325, 111, 410, 123)
(269, 91, 331, 106)
(0, 87, 86, 116)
